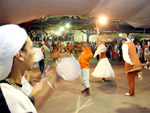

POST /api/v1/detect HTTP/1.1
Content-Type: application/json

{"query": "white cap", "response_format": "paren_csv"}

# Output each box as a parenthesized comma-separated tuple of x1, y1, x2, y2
(0, 24, 27, 80)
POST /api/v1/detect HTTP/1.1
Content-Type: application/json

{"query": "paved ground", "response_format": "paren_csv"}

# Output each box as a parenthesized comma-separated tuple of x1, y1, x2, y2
(31, 52, 150, 113)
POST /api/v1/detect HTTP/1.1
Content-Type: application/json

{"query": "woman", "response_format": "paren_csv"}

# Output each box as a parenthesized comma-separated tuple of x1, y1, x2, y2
(50, 43, 71, 61)
(92, 42, 115, 82)
(58, 44, 71, 60)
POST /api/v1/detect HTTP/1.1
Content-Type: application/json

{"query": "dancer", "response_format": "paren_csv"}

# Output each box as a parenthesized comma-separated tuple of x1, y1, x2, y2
(78, 42, 93, 96)
(121, 38, 142, 96)
(58, 43, 71, 60)
(50, 43, 70, 61)
(67, 42, 73, 54)
(76, 42, 82, 57)
(92, 42, 115, 82)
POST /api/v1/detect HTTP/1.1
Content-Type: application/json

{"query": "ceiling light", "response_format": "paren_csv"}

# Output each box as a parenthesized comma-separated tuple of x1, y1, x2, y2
(59, 27, 64, 31)
(99, 16, 107, 24)
(66, 23, 70, 28)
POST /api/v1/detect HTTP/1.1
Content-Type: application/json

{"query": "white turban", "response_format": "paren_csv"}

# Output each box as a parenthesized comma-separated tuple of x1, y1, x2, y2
(0, 24, 27, 80)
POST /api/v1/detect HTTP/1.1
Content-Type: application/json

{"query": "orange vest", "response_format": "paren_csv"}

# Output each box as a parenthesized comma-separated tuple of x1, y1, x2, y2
(100, 52, 107, 59)
(125, 42, 141, 73)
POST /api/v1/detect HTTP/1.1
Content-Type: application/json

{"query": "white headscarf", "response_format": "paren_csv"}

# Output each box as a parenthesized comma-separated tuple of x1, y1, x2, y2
(0, 24, 27, 80)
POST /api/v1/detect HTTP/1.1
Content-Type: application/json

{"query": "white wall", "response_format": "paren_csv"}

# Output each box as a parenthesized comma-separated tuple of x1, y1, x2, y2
(38, 29, 97, 42)
(89, 35, 97, 42)
(74, 30, 97, 42)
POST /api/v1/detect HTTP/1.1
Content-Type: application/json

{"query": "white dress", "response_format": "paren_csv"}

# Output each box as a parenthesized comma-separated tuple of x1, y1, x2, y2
(92, 44, 115, 78)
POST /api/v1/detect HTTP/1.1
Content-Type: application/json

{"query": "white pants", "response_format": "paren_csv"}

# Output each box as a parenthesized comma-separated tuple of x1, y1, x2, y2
(80, 69, 90, 88)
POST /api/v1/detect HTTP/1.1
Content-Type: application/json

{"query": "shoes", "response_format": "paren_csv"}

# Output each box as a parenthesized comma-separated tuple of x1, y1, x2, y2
(81, 89, 87, 94)
(81, 88, 90, 96)
(138, 72, 143, 80)
(100, 78, 106, 83)
(100, 80, 105, 83)
(125, 93, 133, 96)
(144, 66, 148, 70)
(86, 90, 90, 96)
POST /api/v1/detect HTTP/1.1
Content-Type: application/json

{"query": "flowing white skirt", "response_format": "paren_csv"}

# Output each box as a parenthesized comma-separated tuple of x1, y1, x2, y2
(92, 58, 115, 78)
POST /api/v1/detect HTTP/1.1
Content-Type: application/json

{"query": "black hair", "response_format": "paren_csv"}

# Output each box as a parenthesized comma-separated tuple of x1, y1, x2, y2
(120, 38, 127, 43)
(39, 42, 43, 46)
(118, 38, 127, 48)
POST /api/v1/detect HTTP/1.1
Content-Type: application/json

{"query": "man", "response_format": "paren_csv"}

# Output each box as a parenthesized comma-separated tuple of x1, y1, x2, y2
(38, 42, 45, 76)
(78, 42, 93, 96)
(121, 38, 142, 96)
(0, 24, 58, 112)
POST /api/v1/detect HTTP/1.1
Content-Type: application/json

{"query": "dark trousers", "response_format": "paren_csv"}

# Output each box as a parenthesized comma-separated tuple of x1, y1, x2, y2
(39, 59, 45, 75)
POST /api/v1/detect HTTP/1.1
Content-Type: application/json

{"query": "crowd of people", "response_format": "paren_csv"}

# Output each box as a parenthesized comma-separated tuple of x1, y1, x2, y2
(35, 34, 150, 97)
(39, 35, 150, 97)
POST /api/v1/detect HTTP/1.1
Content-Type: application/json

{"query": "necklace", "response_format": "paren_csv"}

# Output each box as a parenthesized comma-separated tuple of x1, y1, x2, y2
(5, 78, 28, 96)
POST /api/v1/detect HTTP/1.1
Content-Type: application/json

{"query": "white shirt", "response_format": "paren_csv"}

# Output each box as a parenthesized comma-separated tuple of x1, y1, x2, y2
(122, 43, 132, 64)
(0, 83, 37, 113)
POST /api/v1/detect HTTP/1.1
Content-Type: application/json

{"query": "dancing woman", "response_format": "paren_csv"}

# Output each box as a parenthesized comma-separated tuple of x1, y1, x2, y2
(92, 43, 115, 82)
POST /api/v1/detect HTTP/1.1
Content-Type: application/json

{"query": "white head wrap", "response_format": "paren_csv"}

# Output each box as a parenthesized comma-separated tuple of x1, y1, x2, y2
(0, 24, 27, 80)
(99, 44, 107, 52)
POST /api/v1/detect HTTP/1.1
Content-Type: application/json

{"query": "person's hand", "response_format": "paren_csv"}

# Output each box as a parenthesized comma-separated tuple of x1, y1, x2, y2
(31, 68, 63, 110)
(42, 68, 63, 89)
(30, 81, 43, 96)
(141, 63, 146, 67)
(141, 62, 150, 67)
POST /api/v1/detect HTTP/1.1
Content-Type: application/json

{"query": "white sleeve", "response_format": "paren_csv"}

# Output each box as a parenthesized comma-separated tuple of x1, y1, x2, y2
(122, 44, 132, 64)
(94, 46, 101, 58)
